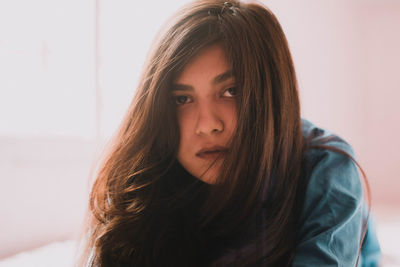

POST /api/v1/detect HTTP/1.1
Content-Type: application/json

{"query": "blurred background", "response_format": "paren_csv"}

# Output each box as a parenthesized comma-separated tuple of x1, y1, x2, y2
(0, 0, 399, 266)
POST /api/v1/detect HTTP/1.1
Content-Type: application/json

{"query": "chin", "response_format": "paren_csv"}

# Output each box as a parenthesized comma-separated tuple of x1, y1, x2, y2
(197, 173, 217, 184)
(194, 165, 221, 184)
(179, 159, 223, 184)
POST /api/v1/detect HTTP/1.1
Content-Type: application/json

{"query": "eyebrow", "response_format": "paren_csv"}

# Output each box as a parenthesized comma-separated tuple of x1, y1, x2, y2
(171, 69, 234, 91)
(213, 70, 234, 85)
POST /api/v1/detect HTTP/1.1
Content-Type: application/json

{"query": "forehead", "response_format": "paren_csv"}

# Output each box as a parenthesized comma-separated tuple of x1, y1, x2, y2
(174, 44, 232, 84)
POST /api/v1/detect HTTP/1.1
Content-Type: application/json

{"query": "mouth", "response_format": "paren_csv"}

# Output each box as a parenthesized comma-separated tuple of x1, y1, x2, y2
(196, 146, 228, 159)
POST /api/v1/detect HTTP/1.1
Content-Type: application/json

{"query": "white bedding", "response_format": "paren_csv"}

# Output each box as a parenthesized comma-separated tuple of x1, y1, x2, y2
(0, 240, 77, 267)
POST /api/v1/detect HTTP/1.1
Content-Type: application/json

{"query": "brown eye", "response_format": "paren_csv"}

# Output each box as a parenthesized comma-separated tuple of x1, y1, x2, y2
(223, 87, 237, 97)
(175, 95, 192, 105)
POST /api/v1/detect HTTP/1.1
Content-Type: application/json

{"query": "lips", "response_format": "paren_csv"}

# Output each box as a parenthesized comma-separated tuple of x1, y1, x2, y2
(196, 146, 228, 159)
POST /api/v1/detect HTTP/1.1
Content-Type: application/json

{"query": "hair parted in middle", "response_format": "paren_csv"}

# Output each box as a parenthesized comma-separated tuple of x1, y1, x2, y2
(83, 0, 305, 265)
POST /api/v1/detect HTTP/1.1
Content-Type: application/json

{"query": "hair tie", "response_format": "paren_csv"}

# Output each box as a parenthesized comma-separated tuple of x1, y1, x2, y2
(222, 1, 238, 16)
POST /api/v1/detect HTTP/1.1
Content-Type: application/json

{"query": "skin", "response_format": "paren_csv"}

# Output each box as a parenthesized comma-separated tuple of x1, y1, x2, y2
(172, 44, 238, 184)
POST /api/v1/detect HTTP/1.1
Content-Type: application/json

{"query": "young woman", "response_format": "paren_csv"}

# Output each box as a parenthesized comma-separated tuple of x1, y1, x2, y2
(78, 0, 381, 266)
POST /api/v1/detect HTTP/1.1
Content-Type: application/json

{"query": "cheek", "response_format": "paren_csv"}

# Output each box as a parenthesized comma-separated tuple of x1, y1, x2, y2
(176, 109, 193, 149)
(223, 102, 238, 136)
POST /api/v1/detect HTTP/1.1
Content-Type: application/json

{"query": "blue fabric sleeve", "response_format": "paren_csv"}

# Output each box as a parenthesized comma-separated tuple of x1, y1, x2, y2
(292, 144, 366, 267)
(360, 211, 381, 267)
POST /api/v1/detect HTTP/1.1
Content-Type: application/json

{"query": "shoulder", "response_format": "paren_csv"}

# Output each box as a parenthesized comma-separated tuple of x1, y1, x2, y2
(300, 118, 362, 214)
(299, 118, 363, 225)
(301, 118, 356, 157)
(293, 119, 364, 266)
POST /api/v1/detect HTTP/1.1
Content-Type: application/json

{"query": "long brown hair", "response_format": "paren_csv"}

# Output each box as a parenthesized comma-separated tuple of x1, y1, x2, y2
(77, 0, 370, 266)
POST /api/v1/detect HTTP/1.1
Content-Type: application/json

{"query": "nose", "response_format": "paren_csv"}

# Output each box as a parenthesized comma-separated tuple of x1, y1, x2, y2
(195, 103, 224, 136)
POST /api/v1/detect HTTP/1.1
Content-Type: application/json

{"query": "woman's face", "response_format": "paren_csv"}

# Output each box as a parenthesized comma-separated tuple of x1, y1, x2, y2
(172, 44, 238, 184)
